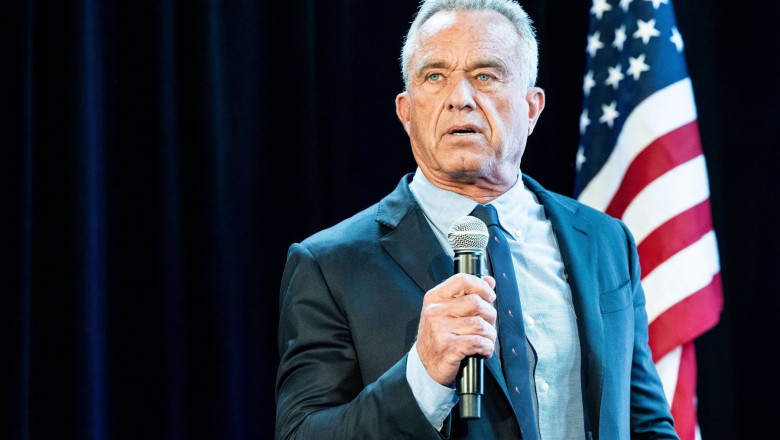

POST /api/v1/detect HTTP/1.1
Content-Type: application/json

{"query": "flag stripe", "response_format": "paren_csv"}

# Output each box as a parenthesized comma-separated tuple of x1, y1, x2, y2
(642, 230, 720, 323)
(622, 155, 710, 245)
(637, 199, 713, 276)
(654, 345, 682, 405)
(648, 273, 723, 361)
(670, 342, 698, 440)
(604, 121, 703, 219)
(578, 79, 697, 211)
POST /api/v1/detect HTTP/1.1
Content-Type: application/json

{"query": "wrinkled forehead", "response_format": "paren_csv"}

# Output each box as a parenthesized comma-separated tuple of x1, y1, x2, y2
(412, 10, 522, 63)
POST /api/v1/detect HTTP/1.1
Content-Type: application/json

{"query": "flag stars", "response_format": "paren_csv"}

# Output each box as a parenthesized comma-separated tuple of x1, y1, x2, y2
(604, 64, 625, 90)
(627, 54, 650, 80)
(583, 70, 596, 96)
(613, 25, 627, 51)
(619, 0, 633, 12)
(576, 146, 587, 172)
(591, 0, 612, 20)
(587, 31, 605, 57)
(645, 0, 669, 9)
(634, 19, 661, 44)
(580, 109, 591, 135)
(670, 26, 684, 52)
(599, 101, 620, 128)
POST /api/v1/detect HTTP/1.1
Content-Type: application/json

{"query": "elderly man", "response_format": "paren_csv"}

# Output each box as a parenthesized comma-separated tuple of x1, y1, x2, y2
(276, 0, 678, 439)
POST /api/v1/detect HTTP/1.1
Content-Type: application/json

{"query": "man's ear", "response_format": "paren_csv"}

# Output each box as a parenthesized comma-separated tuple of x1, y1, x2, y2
(396, 92, 411, 135)
(526, 87, 546, 135)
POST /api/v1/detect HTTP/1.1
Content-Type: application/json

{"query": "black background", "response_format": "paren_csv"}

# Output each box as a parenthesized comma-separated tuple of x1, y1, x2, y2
(4, 0, 779, 438)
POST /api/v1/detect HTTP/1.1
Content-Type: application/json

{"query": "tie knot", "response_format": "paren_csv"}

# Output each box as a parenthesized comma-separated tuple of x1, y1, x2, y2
(470, 204, 500, 227)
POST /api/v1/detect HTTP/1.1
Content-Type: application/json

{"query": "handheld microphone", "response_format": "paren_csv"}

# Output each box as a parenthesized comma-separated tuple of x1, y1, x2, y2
(448, 215, 489, 420)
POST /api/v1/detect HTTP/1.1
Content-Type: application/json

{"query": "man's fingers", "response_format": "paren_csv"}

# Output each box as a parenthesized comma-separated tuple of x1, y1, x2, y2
(423, 314, 497, 351)
(452, 316, 498, 341)
(448, 293, 497, 324)
(427, 273, 496, 303)
(482, 275, 496, 290)
(452, 334, 495, 358)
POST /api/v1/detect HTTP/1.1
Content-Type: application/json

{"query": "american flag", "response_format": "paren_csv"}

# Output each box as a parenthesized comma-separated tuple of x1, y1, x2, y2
(575, 1, 723, 439)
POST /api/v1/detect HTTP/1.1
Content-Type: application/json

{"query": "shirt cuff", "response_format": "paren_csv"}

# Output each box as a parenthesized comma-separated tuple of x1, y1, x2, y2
(406, 342, 458, 430)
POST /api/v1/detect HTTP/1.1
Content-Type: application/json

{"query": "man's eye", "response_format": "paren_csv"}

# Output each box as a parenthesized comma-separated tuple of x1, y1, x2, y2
(428, 73, 443, 82)
(477, 73, 492, 81)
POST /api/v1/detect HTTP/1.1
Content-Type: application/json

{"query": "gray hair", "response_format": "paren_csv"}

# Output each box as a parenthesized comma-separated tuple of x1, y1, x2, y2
(400, 0, 538, 91)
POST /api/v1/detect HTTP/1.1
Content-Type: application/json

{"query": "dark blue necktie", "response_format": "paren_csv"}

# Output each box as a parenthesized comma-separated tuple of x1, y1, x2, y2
(470, 204, 539, 440)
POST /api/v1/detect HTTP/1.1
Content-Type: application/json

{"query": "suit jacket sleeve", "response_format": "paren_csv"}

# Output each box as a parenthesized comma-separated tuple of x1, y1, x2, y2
(275, 242, 442, 440)
(623, 222, 679, 440)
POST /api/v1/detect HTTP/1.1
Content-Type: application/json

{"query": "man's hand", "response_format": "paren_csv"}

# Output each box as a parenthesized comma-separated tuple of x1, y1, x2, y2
(416, 273, 497, 385)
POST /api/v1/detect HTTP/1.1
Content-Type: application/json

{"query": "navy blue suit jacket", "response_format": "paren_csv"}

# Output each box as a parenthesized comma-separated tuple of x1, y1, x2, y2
(276, 175, 677, 439)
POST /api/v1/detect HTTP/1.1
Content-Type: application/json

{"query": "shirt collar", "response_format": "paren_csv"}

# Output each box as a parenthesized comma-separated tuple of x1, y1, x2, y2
(409, 168, 531, 241)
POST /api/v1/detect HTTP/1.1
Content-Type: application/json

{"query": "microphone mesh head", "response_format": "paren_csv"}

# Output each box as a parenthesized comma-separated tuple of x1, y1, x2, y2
(448, 216, 489, 251)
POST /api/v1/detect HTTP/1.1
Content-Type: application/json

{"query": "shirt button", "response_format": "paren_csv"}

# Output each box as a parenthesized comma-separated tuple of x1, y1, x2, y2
(527, 316, 535, 326)
(440, 404, 449, 410)
(541, 381, 549, 391)
(515, 230, 523, 239)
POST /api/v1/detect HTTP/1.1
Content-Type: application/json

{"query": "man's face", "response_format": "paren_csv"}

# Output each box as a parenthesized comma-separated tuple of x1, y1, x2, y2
(396, 10, 544, 191)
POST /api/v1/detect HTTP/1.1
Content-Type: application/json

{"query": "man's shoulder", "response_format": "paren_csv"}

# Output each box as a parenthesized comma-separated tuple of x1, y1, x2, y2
(300, 203, 383, 252)
(541, 186, 616, 222)
(523, 175, 627, 233)
(297, 175, 417, 256)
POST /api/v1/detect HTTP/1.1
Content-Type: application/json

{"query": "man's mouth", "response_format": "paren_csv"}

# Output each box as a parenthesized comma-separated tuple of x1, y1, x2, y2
(447, 125, 480, 135)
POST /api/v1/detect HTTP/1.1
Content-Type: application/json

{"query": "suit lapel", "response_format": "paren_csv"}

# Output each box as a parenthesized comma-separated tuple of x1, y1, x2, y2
(377, 176, 453, 297)
(524, 176, 605, 435)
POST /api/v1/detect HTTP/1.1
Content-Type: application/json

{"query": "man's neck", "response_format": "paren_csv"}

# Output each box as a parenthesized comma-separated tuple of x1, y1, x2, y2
(418, 168, 518, 204)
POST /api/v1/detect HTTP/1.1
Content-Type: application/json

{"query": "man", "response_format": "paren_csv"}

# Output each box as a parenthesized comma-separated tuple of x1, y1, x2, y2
(276, 0, 677, 438)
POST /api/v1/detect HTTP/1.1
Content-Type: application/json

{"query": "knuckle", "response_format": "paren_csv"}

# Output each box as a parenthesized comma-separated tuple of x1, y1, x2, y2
(465, 293, 483, 309)
(427, 315, 443, 334)
(474, 335, 492, 353)
(467, 316, 484, 331)
(452, 273, 475, 289)
(453, 273, 472, 283)
(422, 302, 443, 317)
(431, 332, 444, 348)
(468, 295, 483, 309)
(481, 303, 497, 321)
(484, 339, 495, 356)
(449, 273, 469, 293)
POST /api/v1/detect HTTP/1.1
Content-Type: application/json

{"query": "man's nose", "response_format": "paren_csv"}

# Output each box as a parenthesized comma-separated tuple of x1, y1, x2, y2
(446, 75, 476, 111)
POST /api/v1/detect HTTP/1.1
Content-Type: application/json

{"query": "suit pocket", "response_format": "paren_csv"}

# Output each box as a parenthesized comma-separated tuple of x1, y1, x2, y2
(599, 279, 631, 314)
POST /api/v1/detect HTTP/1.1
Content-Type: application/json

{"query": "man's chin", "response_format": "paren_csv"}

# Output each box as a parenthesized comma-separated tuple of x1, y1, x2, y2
(438, 160, 493, 183)
(439, 158, 519, 186)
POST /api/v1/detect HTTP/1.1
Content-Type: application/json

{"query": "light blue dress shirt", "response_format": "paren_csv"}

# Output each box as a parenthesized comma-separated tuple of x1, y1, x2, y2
(405, 168, 586, 439)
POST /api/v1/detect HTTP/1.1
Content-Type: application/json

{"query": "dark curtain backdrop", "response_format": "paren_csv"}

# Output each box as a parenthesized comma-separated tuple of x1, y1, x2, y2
(4, 0, 779, 438)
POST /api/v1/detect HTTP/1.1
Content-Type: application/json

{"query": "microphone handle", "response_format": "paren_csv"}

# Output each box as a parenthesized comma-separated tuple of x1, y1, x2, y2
(453, 250, 485, 419)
